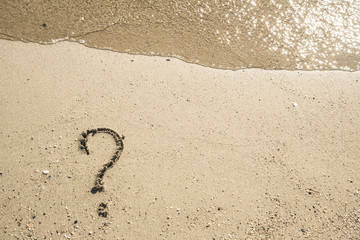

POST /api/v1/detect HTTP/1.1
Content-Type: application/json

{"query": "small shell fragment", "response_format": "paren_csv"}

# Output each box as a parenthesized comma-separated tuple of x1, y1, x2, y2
(292, 102, 298, 107)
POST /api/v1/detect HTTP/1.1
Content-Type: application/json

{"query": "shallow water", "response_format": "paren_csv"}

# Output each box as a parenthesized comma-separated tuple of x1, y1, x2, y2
(1, 0, 359, 71)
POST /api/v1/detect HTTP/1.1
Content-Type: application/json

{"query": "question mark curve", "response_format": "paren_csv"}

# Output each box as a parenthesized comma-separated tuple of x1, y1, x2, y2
(79, 128, 125, 194)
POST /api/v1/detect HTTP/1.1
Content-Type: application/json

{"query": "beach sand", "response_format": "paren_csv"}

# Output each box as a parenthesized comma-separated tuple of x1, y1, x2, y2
(0, 39, 359, 239)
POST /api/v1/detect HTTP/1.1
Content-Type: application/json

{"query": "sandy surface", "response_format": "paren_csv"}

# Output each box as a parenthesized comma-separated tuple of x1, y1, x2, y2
(0, 39, 359, 239)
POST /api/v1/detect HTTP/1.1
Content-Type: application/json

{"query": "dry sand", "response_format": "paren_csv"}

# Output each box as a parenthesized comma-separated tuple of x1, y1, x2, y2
(0, 39, 359, 239)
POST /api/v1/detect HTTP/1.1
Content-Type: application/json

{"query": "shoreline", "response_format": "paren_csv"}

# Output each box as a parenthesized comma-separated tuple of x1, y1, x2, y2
(4, 38, 360, 73)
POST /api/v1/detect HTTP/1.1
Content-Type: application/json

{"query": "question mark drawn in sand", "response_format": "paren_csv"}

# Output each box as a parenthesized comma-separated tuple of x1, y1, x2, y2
(79, 128, 125, 217)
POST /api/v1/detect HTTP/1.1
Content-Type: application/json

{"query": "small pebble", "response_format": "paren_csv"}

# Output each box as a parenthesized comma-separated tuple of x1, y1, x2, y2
(292, 102, 298, 107)
(43, 170, 49, 175)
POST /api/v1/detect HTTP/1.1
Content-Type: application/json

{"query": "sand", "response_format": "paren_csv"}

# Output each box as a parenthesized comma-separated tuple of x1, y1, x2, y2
(0, 39, 359, 239)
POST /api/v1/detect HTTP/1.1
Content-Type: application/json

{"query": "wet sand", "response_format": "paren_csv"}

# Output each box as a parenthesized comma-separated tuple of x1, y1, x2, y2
(0, 39, 360, 239)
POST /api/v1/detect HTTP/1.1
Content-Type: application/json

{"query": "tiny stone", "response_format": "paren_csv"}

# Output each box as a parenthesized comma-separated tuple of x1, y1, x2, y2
(292, 102, 298, 107)
(301, 228, 306, 233)
(68, 176, 72, 178)
(43, 170, 49, 175)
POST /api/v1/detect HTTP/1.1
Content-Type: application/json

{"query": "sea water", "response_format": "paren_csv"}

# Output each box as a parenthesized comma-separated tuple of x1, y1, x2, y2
(1, 0, 359, 71)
